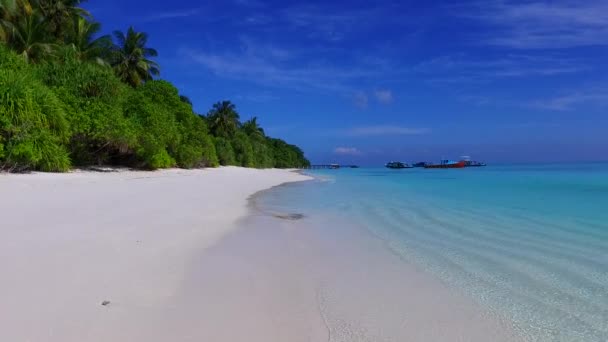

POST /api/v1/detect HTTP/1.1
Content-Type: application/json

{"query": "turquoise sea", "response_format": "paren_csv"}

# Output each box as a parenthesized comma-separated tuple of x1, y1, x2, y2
(260, 163, 608, 341)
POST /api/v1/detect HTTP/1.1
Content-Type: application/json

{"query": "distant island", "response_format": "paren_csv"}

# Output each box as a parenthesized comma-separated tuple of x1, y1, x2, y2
(0, 1, 309, 172)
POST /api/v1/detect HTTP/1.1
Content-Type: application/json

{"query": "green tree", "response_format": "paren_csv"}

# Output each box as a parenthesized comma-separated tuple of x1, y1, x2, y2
(231, 130, 254, 167)
(137, 80, 218, 168)
(179, 95, 192, 106)
(35, 0, 89, 40)
(66, 16, 111, 65)
(111, 26, 159, 87)
(207, 100, 240, 138)
(36, 49, 138, 165)
(214, 137, 236, 166)
(241, 116, 265, 140)
(5, 8, 55, 62)
(0, 45, 71, 171)
(268, 137, 309, 168)
(242, 117, 274, 168)
(0, 1, 309, 172)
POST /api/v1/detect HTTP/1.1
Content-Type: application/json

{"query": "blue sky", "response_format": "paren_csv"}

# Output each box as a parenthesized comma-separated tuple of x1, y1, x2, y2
(86, 0, 608, 165)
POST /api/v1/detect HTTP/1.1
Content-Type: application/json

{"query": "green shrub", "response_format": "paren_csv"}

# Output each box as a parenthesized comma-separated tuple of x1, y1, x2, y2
(6, 131, 71, 172)
(147, 149, 175, 170)
(214, 137, 236, 166)
(231, 131, 255, 167)
(123, 89, 178, 169)
(0, 54, 71, 172)
(0, 42, 309, 172)
(268, 138, 309, 168)
(251, 140, 274, 168)
(199, 131, 219, 167)
(36, 49, 138, 165)
(139, 80, 218, 168)
(0, 43, 29, 73)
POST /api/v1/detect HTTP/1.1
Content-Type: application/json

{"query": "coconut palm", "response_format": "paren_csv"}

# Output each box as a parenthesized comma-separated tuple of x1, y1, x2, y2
(34, 0, 89, 40)
(67, 16, 110, 65)
(7, 9, 55, 62)
(242, 116, 265, 140)
(111, 26, 159, 87)
(207, 101, 240, 138)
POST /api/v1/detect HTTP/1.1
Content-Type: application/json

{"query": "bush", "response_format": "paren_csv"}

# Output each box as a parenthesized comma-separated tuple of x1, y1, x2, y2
(231, 131, 255, 167)
(199, 132, 219, 167)
(268, 138, 309, 168)
(36, 49, 138, 165)
(0, 49, 71, 172)
(147, 149, 175, 170)
(0, 42, 309, 172)
(123, 89, 178, 169)
(139, 81, 219, 168)
(251, 140, 275, 168)
(214, 137, 236, 166)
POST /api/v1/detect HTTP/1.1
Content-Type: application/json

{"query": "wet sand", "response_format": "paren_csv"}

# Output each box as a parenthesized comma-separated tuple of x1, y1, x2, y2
(155, 193, 523, 341)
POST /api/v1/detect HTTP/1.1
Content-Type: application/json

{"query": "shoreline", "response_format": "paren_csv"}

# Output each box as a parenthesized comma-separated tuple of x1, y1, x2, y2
(161, 180, 523, 341)
(0, 167, 311, 342)
(1, 167, 523, 341)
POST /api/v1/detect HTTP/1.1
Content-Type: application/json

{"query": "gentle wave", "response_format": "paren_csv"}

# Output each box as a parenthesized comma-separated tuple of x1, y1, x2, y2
(261, 163, 608, 341)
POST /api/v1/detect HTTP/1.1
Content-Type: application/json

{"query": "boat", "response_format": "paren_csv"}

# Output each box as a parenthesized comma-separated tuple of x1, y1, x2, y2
(412, 162, 428, 168)
(386, 161, 413, 169)
(424, 160, 466, 169)
(460, 156, 486, 167)
(329, 164, 340, 169)
(464, 160, 487, 167)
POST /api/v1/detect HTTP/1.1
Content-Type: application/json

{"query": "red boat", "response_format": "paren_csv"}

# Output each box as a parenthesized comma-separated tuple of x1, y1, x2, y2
(424, 160, 466, 169)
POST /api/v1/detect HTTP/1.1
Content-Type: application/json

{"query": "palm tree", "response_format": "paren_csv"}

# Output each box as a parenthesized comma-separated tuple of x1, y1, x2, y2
(34, 0, 89, 40)
(207, 101, 240, 138)
(7, 9, 55, 62)
(67, 16, 110, 65)
(111, 26, 159, 87)
(242, 116, 265, 140)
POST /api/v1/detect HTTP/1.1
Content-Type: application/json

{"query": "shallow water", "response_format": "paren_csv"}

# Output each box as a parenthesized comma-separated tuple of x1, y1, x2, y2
(257, 163, 608, 342)
(178, 187, 520, 341)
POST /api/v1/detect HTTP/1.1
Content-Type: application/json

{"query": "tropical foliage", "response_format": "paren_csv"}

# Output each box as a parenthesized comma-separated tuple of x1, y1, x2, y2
(110, 26, 159, 87)
(0, 1, 309, 172)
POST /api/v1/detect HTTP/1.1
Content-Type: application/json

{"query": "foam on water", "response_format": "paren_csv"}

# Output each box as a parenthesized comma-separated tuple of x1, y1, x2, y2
(259, 163, 608, 342)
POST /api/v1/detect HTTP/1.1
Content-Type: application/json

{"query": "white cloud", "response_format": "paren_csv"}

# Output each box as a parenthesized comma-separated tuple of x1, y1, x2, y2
(374, 89, 393, 104)
(142, 8, 201, 22)
(530, 88, 608, 111)
(234, 93, 279, 103)
(334, 147, 361, 155)
(415, 54, 588, 80)
(458, 1, 608, 49)
(280, 4, 383, 42)
(345, 125, 430, 137)
(179, 40, 387, 92)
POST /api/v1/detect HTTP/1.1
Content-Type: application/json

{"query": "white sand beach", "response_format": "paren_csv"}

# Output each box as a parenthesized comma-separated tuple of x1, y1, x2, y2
(0, 167, 310, 342)
(1, 167, 523, 342)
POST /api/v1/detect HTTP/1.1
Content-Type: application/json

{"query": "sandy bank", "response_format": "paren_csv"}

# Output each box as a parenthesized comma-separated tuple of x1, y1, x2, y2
(0, 167, 310, 341)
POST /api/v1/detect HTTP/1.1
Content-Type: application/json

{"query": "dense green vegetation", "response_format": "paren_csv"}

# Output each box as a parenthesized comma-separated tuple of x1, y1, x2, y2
(0, 0, 309, 172)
